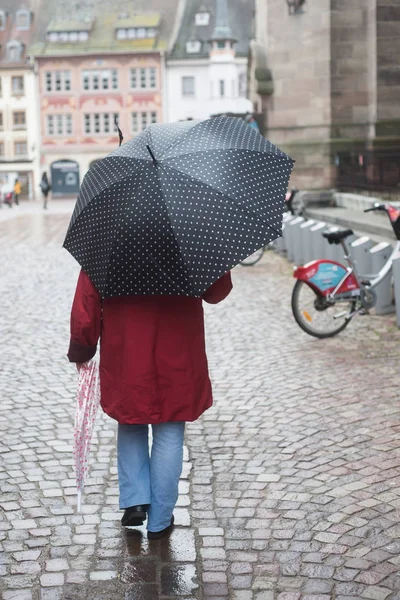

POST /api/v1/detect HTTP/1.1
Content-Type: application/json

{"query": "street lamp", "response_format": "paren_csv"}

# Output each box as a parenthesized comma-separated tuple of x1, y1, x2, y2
(287, 0, 306, 15)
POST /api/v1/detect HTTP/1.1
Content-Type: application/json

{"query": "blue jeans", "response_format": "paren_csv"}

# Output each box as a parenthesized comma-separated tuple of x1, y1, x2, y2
(117, 422, 185, 532)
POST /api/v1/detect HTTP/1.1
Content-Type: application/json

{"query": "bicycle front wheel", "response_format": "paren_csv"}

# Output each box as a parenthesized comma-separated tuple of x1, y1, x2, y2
(240, 247, 265, 266)
(291, 280, 355, 338)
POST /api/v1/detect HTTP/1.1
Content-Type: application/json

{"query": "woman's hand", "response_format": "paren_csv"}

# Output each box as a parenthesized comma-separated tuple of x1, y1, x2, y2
(76, 362, 89, 372)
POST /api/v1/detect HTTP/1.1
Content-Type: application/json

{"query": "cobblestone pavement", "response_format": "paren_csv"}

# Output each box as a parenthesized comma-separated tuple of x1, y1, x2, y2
(1, 203, 400, 600)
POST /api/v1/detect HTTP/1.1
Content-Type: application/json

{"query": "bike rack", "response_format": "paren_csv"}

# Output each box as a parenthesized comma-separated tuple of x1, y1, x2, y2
(285, 216, 304, 262)
(392, 252, 400, 327)
(297, 220, 315, 264)
(350, 236, 373, 278)
(309, 222, 327, 260)
(370, 242, 395, 315)
(276, 213, 295, 255)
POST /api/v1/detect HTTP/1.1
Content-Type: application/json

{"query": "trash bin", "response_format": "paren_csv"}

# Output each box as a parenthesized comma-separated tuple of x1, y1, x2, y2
(370, 242, 395, 315)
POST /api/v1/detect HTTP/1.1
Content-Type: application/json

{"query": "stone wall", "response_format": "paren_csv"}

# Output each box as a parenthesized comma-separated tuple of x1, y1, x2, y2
(250, 0, 400, 191)
(258, 0, 333, 188)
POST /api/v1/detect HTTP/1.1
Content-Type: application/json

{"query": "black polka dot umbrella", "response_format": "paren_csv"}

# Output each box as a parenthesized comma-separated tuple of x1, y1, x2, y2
(63, 117, 294, 298)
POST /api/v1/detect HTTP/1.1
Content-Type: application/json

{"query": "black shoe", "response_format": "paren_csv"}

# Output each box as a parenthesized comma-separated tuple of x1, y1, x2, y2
(121, 504, 149, 527)
(147, 515, 175, 540)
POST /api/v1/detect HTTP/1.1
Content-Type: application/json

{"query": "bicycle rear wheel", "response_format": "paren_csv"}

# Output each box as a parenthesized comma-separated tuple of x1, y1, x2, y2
(291, 280, 355, 338)
(240, 247, 265, 266)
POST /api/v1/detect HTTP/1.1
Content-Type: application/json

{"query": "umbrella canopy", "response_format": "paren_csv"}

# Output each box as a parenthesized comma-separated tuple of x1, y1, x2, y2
(64, 117, 294, 298)
(74, 361, 101, 512)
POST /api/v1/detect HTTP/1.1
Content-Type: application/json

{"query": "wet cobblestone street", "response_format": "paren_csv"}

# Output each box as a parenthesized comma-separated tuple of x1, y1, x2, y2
(1, 203, 400, 599)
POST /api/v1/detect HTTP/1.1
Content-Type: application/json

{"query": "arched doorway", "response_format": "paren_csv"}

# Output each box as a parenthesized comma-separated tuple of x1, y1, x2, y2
(50, 160, 80, 197)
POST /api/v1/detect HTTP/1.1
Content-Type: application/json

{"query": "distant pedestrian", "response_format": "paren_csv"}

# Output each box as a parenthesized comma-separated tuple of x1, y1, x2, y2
(68, 271, 232, 539)
(4, 191, 13, 208)
(13, 179, 21, 205)
(245, 113, 260, 132)
(40, 173, 51, 209)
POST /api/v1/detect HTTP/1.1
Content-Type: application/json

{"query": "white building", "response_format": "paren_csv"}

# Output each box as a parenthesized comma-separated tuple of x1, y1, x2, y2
(166, 0, 253, 123)
(0, 2, 40, 200)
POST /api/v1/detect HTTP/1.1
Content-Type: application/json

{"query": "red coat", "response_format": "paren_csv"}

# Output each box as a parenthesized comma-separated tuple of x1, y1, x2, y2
(67, 270, 232, 424)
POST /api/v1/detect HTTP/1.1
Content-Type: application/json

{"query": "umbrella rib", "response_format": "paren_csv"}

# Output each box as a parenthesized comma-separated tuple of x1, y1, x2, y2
(153, 163, 198, 296)
(161, 163, 284, 239)
(162, 148, 291, 164)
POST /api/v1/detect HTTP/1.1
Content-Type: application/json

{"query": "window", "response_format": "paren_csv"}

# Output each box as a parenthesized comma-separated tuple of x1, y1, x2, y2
(128, 28, 136, 39)
(217, 41, 226, 49)
(140, 68, 146, 88)
(11, 76, 24, 95)
(83, 113, 119, 135)
(69, 32, 78, 42)
(0, 78, 2, 96)
(7, 41, 23, 62)
(219, 80, 225, 97)
(130, 67, 157, 90)
(0, 10, 6, 30)
(149, 68, 156, 89)
(82, 70, 118, 91)
(137, 28, 146, 38)
(45, 71, 71, 92)
(0, 113, 3, 129)
(195, 12, 210, 26)
(186, 40, 201, 53)
(84, 114, 91, 134)
(116, 28, 127, 40)
(182, 76, 195, 96)
(131, 111, 157, 133)
(46, 114, 73, 136)
(16, 9, 31, 31)
(0, 142, 4, 157)
(79, 31, 89, 41)
(239, 72, 247, 97)
(14, 141, 28, 156)
(13, 112, 26, 129)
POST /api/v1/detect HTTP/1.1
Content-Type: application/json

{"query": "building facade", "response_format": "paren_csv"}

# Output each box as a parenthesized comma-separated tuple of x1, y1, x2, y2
(29, 0, 179, 195)
(0, 2, 40, 199)
(166, 0, 253, 123)
(249, 0, 400, 191)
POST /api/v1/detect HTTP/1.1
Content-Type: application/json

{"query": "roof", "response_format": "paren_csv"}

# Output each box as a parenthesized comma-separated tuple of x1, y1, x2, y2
(0, 0, 35, 67)
(169, 0, 254, 60)
(115, 14, 161, 28)
(29, 0, 180, 56)
(46, 18, 94, 33)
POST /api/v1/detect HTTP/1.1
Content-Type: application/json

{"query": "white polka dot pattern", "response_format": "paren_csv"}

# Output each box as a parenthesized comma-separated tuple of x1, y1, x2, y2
(64, 117, 294, 298)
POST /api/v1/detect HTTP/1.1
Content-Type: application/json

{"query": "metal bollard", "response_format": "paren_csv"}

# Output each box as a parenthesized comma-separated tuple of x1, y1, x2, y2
(350, 236, 373, 278)
(309, 222, 327, 260)
(392, 252, 400, 327)
(297, 220, 315, 265)
(370, 242, 395, 315)
(285, 216, 304, 262)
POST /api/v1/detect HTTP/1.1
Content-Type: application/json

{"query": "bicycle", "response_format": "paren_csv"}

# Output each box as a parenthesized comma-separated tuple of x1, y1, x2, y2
(240, 189, 304, 266)
(291, 203, 400, 338)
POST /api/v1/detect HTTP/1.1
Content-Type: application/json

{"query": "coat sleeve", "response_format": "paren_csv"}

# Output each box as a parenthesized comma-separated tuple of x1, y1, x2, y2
(67, 270, 102, 363)
(202, 272, 233, 304)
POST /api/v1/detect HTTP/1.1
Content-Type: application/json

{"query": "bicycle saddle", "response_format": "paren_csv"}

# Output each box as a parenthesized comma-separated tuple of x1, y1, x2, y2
(322, 229, 354, 244)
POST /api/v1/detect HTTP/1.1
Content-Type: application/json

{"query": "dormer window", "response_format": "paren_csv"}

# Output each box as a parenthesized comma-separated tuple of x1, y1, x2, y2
(46, 30, 90, 43)
(16, 8, 31, 31)
(195, 12, 210, 26)
(7, 41, 24, 62)
(115, 27, 157, 40)
(0, 10, 6, 31)
(186, 40, 201, 54)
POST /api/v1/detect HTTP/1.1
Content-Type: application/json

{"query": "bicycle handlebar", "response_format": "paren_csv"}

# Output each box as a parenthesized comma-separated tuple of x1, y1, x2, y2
(364, 203, 386, 213)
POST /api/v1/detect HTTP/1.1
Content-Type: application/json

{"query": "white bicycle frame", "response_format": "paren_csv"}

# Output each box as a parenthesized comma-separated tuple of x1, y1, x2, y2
(327, 238, 400, 304)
